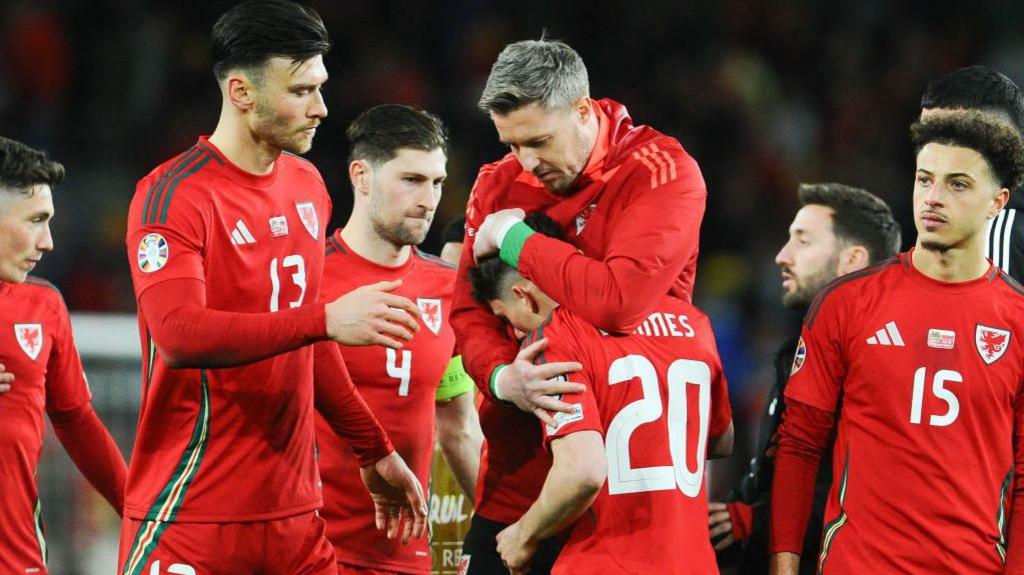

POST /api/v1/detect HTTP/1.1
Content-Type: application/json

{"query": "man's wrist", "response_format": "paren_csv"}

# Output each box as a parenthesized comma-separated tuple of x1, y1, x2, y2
(490, 364, 510, 401)
(499, 221, 536, 268)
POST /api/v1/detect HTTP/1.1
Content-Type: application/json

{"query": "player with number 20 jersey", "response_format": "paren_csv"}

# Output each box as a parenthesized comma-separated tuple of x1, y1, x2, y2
(536, 296, 732, 574)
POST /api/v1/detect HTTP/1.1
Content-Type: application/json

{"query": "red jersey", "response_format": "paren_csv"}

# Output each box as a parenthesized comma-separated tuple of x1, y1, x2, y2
(782, 251, 1024, 573)
(452, 98, 707, 399)
(0, 277, 92, 573)
(537, 297, 731, 575)
(316, 232, 456, 573)
(124, 138, 331, 522)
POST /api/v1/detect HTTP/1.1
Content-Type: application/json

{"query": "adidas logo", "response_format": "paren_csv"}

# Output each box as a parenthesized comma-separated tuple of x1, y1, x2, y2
(866, 321, 904, 346)
(230, 218, 256, 245)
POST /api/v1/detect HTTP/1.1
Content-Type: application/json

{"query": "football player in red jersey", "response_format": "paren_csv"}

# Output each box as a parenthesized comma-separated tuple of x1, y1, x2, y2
(118, 2, 426, 573)
(770, 112, 1024, 574)
(451, 38, 707, 420)
(317, 104, 482, 575)
(0, 136, 128, 574)
(468, 213, 733, 575)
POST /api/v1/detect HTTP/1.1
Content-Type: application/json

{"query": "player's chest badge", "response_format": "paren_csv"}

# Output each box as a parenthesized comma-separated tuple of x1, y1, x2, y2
(295, 201, 319, 239)
(269, 215, 289, 238)
(575, 203, 598, 236)
(14, 323, 43, 360)
(417, 298, 442, 335)
(975, 324, 1010, 365)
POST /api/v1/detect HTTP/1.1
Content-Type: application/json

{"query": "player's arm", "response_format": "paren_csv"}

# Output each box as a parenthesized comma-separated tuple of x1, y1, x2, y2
(313, 341, 428, 544)
(45, 298, 127, 515)
(452, 181, 582, 414)
(496, 430, 606, 573)
(1005, 384, 1024, 572)
(478, 152, 705, 334)
(434, 356, 483, 498)
(768, 293, 846, 575)
(708, 421, 735, 459)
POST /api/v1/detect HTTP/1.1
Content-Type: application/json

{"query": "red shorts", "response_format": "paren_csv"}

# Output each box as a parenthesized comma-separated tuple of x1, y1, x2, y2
(336, 562, 404, 575)
(117, 512, 336, 575)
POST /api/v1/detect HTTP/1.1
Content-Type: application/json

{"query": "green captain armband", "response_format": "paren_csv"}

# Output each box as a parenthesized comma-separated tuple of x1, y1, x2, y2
(498, 221, 536, 269)
(435, 355, 475, 401)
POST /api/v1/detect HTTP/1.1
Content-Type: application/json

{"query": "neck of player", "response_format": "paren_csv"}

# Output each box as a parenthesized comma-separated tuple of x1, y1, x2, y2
(208, 113, 280, 176)
(911, 234, 990, 283)
(340, 215, 411, 268)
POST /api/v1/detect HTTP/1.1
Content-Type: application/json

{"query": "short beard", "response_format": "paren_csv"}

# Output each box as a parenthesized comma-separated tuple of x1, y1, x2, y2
(782, 253, 840, 309)
(371, 217, 428, 247)
(253, 95, 311, 155)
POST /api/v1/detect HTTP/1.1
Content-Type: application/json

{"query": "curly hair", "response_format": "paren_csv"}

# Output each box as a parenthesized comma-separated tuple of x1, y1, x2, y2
(910, 110, 1024, 191)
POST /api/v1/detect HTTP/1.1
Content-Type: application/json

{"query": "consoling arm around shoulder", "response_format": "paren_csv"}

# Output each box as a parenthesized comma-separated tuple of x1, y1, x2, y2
(141, 277, 328, 368)
(708, 421, 735, 459)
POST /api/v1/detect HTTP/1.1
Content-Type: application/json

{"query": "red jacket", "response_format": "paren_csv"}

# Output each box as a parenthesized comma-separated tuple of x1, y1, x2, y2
(452, 98, 706, 397)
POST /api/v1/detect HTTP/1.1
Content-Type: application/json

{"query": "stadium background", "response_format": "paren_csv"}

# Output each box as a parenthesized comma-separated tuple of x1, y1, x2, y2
(5, 0, 1024, 572)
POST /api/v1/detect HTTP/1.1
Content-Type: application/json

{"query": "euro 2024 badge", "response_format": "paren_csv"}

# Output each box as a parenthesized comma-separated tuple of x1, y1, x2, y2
(975, 324, 1010, 365)
(295, 202, 318, 239)
(14, 323, 43, 360)
(137, 233, 169, 273)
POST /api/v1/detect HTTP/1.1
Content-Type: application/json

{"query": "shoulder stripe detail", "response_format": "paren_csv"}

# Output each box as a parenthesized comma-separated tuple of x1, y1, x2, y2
(806, 257, 900, 328)
(631, 143, 679, 189)
(24, 276, 60, 293)
(195, 141, 225, 165)
(154, 153, 213, 225)
(998, 271, 1024, 298)
(143, 147, 199, 225)
(414, 248, 456, 269)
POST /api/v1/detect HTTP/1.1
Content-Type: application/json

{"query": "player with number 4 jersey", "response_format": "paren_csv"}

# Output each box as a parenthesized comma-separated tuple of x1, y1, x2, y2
(770, 112, 1024, 574)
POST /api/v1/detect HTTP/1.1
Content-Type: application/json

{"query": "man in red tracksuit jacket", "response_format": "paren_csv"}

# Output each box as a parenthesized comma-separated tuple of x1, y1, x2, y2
(451, 39, 707, 574)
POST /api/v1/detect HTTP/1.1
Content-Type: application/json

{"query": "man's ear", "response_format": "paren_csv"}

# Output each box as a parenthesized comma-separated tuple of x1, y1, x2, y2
(510, 283, 540, 314)
(837, 244, 870, 275)
(224, 74, 258, 112)
(349, 160, 373, 197)
(989, 187, 1010, 219)
(574, 95, 593, 124)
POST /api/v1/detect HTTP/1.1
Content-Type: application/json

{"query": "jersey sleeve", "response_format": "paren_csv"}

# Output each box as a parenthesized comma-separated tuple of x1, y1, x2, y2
(783, 290, 849, 413)
(530, 316, 604, 443)
(514, 149, 705, 333)
(45, 294, 92, 413)
(702, 317, 732, 438)
(450, 167, 519, 398)
(126, 177, 208, 297)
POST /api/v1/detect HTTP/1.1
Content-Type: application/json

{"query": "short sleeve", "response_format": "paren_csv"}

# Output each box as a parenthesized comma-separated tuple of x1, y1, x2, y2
(45, 299, 92, 413)
(126, 180, 208, 297)
(783, 291, 849, 413)
(709, 359, 732, 438)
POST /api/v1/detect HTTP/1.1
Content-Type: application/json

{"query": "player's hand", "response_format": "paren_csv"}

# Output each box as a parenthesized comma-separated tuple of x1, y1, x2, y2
(359, 451, 428, 544)
(496, 338, 584, 426)
(708, 502, 736, 550)
(495, 521, 535, 575)
(473, 208, 525, 263)
(769, 552, 801, 575)
(326, 280, 421, 349)
(0, 363, 13, 394)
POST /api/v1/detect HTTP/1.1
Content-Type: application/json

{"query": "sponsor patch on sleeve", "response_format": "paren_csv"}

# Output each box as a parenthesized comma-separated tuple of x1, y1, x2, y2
(137, 233, 169, 273)
(545, 403, 584, 436)
(790, 336, 807, 375)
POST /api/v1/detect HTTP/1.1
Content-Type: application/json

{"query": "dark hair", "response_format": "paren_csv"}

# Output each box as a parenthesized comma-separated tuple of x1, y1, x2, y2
(910, 110, 1024, 191)
(0, 137, 65, 196)
(798, 183, 901, 263)
(211, 0, 331, 82)
(441, 215, 466, 245)
(920, 66, 1024, 135)
(346, 104, 448, 165)
(469, 212, 563, 304)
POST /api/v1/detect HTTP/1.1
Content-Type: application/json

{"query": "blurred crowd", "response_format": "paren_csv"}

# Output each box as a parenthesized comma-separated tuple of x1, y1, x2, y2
(5, 0, 1024, 533)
